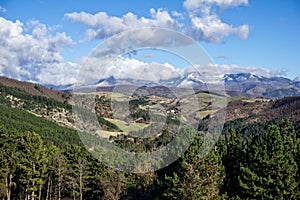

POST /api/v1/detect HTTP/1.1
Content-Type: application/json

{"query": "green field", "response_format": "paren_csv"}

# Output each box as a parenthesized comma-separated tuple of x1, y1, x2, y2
(104, 117, 149, 133)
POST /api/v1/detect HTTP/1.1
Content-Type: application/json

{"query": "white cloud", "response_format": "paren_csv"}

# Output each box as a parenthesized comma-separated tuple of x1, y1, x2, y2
(107, 58, 181, 82)
(183, 0, 249, 43)
(0, 6, 6, 13)
(37, 62, 79, 85)
(87, 27, 194, 61)
(206, 64, 286, 77)
(184, 0, 248, 10)
(77, 55, 183, 85)
(189, 14, 249, 43)
(66, 3, 249, 44)
(0, 17, 74, 84)
(65, 8, 178, 40)
(171, 11, 184, 20)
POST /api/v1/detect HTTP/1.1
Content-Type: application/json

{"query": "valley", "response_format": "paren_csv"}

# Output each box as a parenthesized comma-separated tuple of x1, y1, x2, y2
(1, 76, 300, 199)
(1, 75, 300, 140)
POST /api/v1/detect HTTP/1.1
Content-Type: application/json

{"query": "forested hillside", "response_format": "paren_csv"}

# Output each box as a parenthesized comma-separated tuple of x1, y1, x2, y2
(0, 76, 70, 103)
(1, 120, 299, 199)
(0, 78, 299, 199)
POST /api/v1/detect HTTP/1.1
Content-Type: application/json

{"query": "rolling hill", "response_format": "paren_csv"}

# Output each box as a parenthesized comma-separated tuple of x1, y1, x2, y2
(0, 75, 300, 141)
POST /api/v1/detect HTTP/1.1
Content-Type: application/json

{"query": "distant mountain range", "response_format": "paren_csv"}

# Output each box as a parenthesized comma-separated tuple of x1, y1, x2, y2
(3, 70, 295, 99)
(60, 72, 299, 98)
(222, 73, 300, 98)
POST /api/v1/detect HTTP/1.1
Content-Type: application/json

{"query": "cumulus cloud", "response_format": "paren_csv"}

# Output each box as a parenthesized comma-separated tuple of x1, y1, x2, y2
(189, 14, 249, 43)
(37, 62, 79, 85)
(87, 27, 194, 61)
(106, 58, 181, 82)
(66, 2, 249, 44)
(0, 17, 74, 84)
(76, 55, 183, 85)
(183, 0, 249, 43)
(65, 8, 178, 40)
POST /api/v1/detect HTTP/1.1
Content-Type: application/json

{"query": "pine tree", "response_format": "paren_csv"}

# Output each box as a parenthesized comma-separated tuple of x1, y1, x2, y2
(64, 144, 92, 200)
(296, 135, 300, 198)
(0, 129, 21, 200)
(18, 131, 49, 200)
(126, 164, 156, 199)
(45, 145, 68, 200)
(238, 124, 298, 199)
(157, 128, 225, 199)
(222, 129, 244, 198)
(100, 168, 127, 200)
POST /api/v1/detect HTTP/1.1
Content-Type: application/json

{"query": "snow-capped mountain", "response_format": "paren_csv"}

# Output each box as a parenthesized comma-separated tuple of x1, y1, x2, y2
(96, 71, 206, 88)
(97, 76, 117, 86)
(44, 71, 300, 98)
(294, 75, 300, 82)
(223, 73, 260, 83)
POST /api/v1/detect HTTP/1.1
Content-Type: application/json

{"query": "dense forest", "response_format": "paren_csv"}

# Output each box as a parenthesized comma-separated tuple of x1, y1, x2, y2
(1, 119, 299, 199)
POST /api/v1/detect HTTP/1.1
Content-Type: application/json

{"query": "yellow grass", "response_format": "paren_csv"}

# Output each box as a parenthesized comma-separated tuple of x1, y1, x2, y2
(96, 130, 124, 138)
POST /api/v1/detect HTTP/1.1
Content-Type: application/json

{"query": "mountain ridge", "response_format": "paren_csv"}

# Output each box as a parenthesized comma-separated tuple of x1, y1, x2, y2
(86, 72, 300, 98)
(1, 72, 300, 99)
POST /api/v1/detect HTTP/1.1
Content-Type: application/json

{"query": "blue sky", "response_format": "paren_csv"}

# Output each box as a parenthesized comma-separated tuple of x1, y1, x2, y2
(0, 0, 299, 85)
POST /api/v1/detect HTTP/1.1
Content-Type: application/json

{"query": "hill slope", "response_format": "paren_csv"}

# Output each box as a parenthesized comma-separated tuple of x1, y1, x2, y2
(0, 76, 71, 103)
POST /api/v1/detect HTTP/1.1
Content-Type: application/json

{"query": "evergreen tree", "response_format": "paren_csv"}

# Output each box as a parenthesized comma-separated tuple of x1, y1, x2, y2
(296, 135, 300, 198)
(0, 129, 21, 200)
(45, 145, 68, 200)
(222, 129, 244, 198)
(18, 131, 49, 200)
(238, 124, 298, 199)
(157, 128, 225, 199)
(64, 144, 92, 200)
(100, 168, 127, 200)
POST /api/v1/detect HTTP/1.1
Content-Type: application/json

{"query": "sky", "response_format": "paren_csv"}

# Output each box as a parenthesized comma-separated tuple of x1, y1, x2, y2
(0, 0, 299, 85)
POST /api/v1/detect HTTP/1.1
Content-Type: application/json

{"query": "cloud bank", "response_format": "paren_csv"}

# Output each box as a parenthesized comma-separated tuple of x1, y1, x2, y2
(66, 0, 249, 43)
(76, 54, 286, 86)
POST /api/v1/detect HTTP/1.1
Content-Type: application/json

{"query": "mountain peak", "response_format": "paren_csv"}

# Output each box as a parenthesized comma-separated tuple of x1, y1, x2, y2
(294, 75, 300, 82)
(223, 73, 258, 83)
(97, 76, 116, 86)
